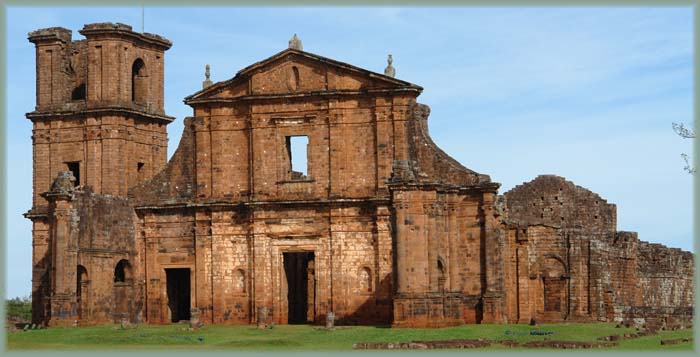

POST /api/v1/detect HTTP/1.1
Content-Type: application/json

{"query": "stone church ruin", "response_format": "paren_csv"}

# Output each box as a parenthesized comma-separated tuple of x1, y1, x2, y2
(24, 23, 693, 328)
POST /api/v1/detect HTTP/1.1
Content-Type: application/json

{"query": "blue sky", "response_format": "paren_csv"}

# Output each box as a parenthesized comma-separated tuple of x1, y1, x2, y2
(4, 7, 694, 298)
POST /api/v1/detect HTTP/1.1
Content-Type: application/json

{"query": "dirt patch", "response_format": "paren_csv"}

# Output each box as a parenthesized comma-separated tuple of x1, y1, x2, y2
(353, 338, 619, 349)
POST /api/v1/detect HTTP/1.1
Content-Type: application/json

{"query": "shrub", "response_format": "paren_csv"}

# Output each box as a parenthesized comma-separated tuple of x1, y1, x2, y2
(6, 296, 31, 322)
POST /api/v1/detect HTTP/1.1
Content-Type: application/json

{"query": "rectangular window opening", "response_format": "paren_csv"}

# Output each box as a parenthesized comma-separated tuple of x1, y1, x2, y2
(66, 161, 80, 187)
(286, 135, 308, 180)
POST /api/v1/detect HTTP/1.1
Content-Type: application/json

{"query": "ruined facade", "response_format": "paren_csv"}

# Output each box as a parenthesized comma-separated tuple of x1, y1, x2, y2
(24, 23, 693, 328)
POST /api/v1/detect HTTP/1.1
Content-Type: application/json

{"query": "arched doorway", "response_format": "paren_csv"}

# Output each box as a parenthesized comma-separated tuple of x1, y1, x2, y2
(541, 256, 568, 321)
(113, 259, 133, 321)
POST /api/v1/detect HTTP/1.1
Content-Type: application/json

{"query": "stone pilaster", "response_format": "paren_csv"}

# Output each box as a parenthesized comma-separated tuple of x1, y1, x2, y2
(480, 190, 505, 324)
(42, 172, 79, 327)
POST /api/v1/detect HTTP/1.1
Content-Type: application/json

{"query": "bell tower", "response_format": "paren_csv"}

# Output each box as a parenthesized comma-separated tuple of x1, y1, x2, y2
(25, 23, 172, 325)
(27, 22, 172, 202)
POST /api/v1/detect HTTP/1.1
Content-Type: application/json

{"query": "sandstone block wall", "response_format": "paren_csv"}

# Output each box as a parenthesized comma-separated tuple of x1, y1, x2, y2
(503, 175, 693, 324)
(636, 241, 693, 308)
(37, 183, 137, 327)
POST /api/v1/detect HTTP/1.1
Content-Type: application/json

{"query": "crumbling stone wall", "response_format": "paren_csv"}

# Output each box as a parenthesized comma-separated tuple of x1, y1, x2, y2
(37, 178, 137, 327)
(635, 242, 693, 308)
(588, 231, 639, 321)
(505, 175, 616, 232)
(503, 175, 693, 324)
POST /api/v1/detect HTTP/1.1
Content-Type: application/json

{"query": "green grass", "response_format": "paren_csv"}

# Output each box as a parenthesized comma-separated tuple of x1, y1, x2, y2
(6, 322, 694, 351)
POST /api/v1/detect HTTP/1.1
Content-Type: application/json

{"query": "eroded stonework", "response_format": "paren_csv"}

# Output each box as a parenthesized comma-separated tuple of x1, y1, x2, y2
(25, 23, 693, 328)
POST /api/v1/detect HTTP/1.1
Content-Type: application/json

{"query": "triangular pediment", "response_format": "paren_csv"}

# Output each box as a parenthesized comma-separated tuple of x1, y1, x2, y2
(185, 49, 422, 104)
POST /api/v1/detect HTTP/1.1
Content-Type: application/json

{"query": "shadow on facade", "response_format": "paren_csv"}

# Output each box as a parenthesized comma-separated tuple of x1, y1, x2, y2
(334, 274, 394, 326)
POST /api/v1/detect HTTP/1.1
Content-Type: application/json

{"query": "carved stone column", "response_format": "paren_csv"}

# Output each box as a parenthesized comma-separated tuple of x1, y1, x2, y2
(42, 172, 79, 327)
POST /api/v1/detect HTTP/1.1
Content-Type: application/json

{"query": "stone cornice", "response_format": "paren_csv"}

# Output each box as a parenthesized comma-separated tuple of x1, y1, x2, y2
(185, 88, 421, 106)
(387, 181, 501, 194)
(134, 197, 391, 211)
(26, 106, 174, 124)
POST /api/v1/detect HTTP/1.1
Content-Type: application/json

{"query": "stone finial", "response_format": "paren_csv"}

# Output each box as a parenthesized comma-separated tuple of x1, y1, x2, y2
(288, 33, 303, 51)
(202, 64, 213, 89)
(384, 54, 395, 78)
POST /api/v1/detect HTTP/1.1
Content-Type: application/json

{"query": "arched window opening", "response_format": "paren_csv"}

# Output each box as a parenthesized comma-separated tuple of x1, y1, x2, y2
(71, 83, 86, 101)
(77, 265, 88, 319)
(359, 267, 372, 293)
(77, 265, 88, 297)
(131, 58, 147, 104)
(114, 259, 132, 283)
(234, 269, 246, 293)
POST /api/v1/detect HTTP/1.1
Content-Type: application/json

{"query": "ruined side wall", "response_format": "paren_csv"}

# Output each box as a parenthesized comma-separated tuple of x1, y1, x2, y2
(503, 175, 621, 323)
(505, 175, 616, 232)
(504, 175, 694, 325)
(590, 235, 693, 323)
(635, 241, 693, 308)
(503, 225, 596, 324)
(588, 232, 639, 321)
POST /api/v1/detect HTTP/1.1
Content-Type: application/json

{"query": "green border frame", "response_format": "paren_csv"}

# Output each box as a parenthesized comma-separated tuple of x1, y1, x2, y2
(1, 2, 698, 357)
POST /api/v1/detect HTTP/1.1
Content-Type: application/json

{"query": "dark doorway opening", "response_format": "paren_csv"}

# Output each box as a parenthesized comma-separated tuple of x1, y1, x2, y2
(166, 268, 191, 322)
(283, 252, 315, 324)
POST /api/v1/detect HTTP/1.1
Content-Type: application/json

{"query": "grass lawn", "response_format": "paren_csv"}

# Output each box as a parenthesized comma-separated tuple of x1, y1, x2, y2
(6, 322, 694, 351)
